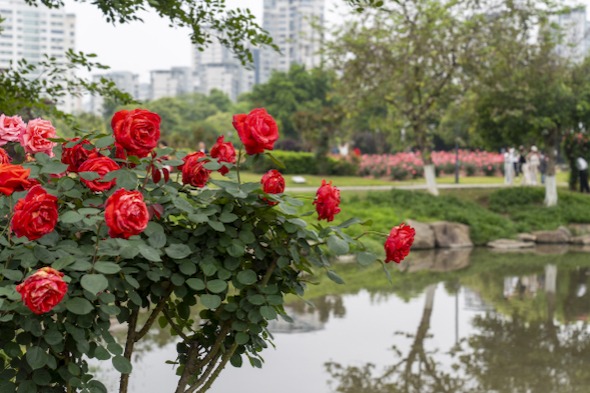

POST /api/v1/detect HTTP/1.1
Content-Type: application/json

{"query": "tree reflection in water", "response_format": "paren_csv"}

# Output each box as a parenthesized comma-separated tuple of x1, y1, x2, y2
(326, 261, 590, 393)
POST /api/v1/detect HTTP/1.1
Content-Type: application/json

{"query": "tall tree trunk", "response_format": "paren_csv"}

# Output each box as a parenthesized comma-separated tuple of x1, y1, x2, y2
(544, 130, 558, 207)
(417, 124, 439, 196)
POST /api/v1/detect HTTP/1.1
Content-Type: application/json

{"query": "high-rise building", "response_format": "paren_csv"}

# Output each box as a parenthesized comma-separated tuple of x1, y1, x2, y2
(192, 39, 255, 101)
(0, 0, 80, 113)
(150, 66, 194, 100)
(259, 0, 324, 84)
(551, 6, 590, 62)
(89, 71, 140, 116)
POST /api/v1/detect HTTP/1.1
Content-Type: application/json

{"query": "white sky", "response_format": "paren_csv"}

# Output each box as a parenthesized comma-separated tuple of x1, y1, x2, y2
(64, 0, 346, 83)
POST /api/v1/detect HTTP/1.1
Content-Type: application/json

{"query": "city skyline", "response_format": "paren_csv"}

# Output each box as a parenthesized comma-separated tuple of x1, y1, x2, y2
(64, 0, 345, 84)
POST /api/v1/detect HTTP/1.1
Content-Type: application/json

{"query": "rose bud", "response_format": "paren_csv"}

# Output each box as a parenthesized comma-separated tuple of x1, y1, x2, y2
(210, 135, 236, 175)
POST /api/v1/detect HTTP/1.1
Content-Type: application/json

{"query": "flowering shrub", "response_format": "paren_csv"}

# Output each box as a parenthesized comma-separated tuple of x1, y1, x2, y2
(0, 109, 414, 393)
(359, 150, 504, 180)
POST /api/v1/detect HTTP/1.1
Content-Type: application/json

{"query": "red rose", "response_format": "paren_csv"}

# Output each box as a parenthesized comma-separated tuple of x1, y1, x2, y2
(111, 109, 161, 158)
(0, 147, 11, 164)
(260, 169, 285, 205)
(0, 164, 31, 195)
(210, 136, 236, 175)
(232, 108, 279, 155)
(384, 223, 416, 264)
(19, 118, 57, 157)
(61, 138, 99, 172)
(105, 189, 149, 239)
(16, 267, 68, 314)
(11, 185, 58, 241)
(78, 156, 120, 192)
(313, 180, 341, 222)
(181, 152, 211, 188)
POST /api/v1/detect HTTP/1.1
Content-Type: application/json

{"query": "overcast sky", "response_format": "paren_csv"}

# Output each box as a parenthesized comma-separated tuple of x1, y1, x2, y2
(63, 0, 345, 83)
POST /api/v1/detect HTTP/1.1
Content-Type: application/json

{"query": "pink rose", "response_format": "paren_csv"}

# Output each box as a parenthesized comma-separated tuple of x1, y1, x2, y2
(0, 114, 26, 146)
(19, 118, 57, 157)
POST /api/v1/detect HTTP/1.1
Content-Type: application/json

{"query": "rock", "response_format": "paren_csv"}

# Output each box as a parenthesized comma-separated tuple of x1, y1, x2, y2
(517, 233, 536, 242)
(532, 229, 571, 244)
(570, 235, 590, 245)
(487, 239, 535, 249)
(406, 219, 435, 249)
(568, 224, 590, 236)
(430, 221, 473, 248)
(558, 226, 572, 238)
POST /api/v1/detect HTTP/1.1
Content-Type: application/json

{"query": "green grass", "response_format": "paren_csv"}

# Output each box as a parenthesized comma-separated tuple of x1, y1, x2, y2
(296, 186, 590, 254)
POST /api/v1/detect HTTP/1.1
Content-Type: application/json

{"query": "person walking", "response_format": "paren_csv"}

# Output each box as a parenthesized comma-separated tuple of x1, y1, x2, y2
(519, 146, 529, 185)
(539, 151, 547, 184)
(577, 156, 590, 193)
(527, 145, 540, 185)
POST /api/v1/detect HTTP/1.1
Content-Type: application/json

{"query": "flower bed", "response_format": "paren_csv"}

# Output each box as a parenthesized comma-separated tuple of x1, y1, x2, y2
(358, 150, 504, 180)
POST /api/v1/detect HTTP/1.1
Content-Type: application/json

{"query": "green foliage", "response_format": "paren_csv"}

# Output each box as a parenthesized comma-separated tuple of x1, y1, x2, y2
(251, 150, 359, 176)
(0, 112, 378, 393)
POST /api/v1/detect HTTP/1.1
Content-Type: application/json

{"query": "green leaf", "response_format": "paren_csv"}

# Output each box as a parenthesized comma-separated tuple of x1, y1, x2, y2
(66, 297, 94, 315)
(94, 261, 121, 274)
(179, 261, 197, 276)
(60, 211, 83, 224)
(40, 161, 68, 175)
(235, 332, 249, 345)
(236, 270, 257, 286)
(265, 152, 286, 169)
(208, 220, 226, 232)
(186, 278, 206, 291)
(206, 279, 228, 294)
(200, 294, 222, 309)
(78, 171, 101, 181)
(26, 346, 47, 370)
(112, 355, 132, 374)
(105, 169, 137, 190)
(16, 380, 35, 393)
(81, 274, 108, 296)
(32, 369, 51, 385)
(139, 246, 161, 262)
(43, 329, 63, 346)
(327, 235, 349, 255)
(148, 231, 167, 248)
(357, 251, 377, 266)
(94, 135, 114, 148)
(173, 197, 193, 213)
(1, 269, 23, 281)
(165, 244, 191, 259)
(219, 212, 238, 223)
(327, 270, 345, 284)
(260, 305, 277, 320)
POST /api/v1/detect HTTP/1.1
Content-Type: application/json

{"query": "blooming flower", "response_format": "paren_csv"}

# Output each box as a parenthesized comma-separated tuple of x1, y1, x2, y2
(384, 223, 416, 263)
(11, 185, 59, 241)
(0, 114, 25, 146)
(260, 169, 285, 205)
(313, 180, 341, 222)
(105, 189, 149, 239)
(232, 108, 279, 155)
(16, 267, 67, 314)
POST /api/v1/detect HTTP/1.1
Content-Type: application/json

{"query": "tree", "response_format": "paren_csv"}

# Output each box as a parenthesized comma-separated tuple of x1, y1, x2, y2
(470, 3, 574, 206)
(246, 65, 342, 155)
(326, 0, 480, 195)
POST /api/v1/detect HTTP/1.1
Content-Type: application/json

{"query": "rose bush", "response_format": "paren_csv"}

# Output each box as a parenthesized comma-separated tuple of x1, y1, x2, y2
(0, 108, 414, 393)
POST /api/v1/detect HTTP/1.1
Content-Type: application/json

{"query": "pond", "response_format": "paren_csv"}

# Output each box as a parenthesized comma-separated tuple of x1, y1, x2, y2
(93, 246, 590, 393)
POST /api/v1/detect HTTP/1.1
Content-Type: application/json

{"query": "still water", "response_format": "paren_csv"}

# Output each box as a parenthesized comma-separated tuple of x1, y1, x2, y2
(94, 246, 590, 393)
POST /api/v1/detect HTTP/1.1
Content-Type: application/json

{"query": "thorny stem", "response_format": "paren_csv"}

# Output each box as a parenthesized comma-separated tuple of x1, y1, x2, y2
(162, 307, 190, 341)
(236, 148, 242, 185)
(260, 259, 277, 287)
(119, 308, 139, 393)
(135, 287, 173, 342)
(192, 343, 239, 393)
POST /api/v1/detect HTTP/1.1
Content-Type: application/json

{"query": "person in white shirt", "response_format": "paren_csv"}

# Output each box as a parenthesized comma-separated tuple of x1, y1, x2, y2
(504, 147, 515, 185)
(527, 145, 540, 185)
(576, 156, 589, 193)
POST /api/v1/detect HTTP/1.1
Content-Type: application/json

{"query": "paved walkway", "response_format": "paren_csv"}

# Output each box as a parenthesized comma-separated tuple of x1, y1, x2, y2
(287, 182, 524, 193)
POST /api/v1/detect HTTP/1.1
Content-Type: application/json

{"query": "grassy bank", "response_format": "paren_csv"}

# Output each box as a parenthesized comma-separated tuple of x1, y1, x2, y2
(297, 187, 590, 250)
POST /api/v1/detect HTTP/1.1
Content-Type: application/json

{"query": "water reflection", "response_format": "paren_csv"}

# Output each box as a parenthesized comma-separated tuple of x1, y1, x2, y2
(93, 248, 590, 393)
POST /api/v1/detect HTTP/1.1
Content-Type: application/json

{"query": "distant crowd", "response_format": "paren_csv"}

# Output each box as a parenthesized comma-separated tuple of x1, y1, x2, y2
(502, 145, 546, 186)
